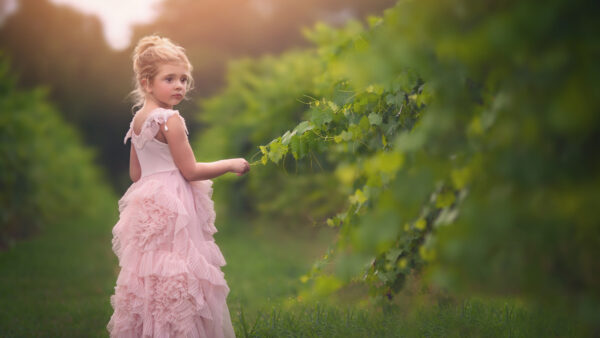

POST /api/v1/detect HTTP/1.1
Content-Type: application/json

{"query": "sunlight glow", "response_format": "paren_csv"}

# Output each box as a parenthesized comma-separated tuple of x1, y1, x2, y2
(50, 0, 164, 50)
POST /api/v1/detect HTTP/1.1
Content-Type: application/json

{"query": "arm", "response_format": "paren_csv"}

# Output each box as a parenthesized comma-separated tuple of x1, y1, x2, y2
(163, 115, 235, 181)
(129, 143, 142, 182)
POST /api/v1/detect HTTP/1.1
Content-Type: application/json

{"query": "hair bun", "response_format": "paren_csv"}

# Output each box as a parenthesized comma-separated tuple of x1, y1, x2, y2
(133, 35, 165, 59)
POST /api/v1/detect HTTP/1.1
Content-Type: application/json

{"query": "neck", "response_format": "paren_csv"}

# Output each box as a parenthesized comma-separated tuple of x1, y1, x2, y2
(140, 95, 173, 113)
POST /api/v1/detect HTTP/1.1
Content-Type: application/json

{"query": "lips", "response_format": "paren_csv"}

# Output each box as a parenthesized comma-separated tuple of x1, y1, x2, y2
(172, 94, 183, 99)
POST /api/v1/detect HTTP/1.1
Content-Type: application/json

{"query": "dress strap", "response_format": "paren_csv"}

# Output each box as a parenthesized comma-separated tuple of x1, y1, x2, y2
(151, 108, 189, 135)
(124, 108, 189, 148)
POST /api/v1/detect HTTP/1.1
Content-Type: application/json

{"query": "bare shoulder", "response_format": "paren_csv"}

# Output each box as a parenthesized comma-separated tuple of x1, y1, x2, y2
(164, 112, 186, 130)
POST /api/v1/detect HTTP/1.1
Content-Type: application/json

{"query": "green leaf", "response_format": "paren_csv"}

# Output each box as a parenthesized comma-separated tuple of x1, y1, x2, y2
(348, 124, 363, 140)
(281, 130, 297, 146)
(267, 140, 288, 163)
(414, 218, 427, 230)
(359, 115, 370, 131)
(310, 108, 333, 126)
(385, 92, 403, 107)
(327, 100, 339, 112)
(352, 101, 365, 114)
(368, 112, 382, 126)
(289, 135, 301, 159)
(294, 121, 314, 135)
(386, 248, 403, 263)
(339, 130, 352, 142)
(349, 189, 368, 205)
(433, 207, 459, 227)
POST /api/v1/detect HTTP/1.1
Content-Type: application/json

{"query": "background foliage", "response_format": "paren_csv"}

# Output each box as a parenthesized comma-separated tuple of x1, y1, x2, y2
(200, 0, 600, 332)
(193, 50, 349, 228)
(0, 54, 115, 247)
(0, 0, 396, 189)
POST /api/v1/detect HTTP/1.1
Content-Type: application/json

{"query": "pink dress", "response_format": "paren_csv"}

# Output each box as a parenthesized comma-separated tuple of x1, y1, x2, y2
(107, 107, 236, 338)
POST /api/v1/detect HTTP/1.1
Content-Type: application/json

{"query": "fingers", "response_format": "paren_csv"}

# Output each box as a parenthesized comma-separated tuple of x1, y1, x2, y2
(236, 159, 250, 176)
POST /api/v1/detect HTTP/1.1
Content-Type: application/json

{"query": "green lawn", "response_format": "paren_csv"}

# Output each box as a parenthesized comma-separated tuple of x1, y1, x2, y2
(234, 297, 585, 337)
(0, 205, 587, 337)
(0, 211, 118, 337)
(218, 223, 336, 317)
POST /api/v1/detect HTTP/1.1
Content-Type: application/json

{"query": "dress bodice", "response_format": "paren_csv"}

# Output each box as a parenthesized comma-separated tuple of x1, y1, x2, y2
(123, 108, 189, 178)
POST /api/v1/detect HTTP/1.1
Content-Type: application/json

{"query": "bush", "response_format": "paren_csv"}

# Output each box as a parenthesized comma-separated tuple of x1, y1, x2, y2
(0, 53, 114, 247)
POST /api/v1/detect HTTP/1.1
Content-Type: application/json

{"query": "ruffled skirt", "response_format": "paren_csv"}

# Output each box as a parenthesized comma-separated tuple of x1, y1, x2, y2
(107, 170, 235, 338)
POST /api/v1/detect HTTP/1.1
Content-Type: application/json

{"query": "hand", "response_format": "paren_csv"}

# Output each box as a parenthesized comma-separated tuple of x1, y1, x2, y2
(230, 158, 250, 176)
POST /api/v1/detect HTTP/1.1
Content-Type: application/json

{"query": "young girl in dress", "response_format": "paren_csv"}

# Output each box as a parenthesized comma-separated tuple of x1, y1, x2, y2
(107, 35, 248, 338)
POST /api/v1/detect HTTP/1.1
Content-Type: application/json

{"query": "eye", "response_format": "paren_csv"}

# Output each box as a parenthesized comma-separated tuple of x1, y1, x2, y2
(181, 77, 188, 83)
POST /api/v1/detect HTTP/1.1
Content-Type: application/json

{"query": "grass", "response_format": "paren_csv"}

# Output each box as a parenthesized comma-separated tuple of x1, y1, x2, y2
(235, 298, 584, 337)
(0, 202, 588, 337)
(0, 209, 118, 337)
(217, 222, 336, 317)
(217, 222, 587, 337)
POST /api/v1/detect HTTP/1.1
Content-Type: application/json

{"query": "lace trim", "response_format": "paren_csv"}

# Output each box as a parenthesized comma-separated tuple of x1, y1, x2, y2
(123, 108, 189, 148)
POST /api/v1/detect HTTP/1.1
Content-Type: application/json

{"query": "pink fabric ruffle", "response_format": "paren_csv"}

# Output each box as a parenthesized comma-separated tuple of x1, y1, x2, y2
(124, 108, 189, 148)
(108, 170, 235, 338)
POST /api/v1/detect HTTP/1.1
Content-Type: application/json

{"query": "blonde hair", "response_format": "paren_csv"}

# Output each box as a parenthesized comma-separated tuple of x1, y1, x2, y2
(130, 35, 194, 112)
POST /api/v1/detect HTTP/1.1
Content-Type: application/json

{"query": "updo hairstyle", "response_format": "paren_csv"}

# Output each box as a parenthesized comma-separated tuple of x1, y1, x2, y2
(130, 35, 194, 112)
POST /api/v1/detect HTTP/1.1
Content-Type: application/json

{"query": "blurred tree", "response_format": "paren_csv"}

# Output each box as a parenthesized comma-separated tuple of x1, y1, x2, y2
(0, 0, 132, 189)
(0, 53, 115, 247)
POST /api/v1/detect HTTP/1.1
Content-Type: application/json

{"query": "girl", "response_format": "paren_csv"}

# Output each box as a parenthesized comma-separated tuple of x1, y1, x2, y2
(107, 35, 247, 338)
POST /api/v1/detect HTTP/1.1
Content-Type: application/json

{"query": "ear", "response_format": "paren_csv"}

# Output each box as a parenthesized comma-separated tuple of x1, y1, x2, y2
(141, 77, 152, 94)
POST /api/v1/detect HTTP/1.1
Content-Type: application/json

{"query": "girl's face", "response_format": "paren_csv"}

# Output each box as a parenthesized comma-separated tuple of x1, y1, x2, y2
(145, 63, 190, 109)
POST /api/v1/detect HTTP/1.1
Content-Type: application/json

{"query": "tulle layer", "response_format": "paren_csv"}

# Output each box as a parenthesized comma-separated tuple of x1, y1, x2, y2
(108, 170, 234, 338)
